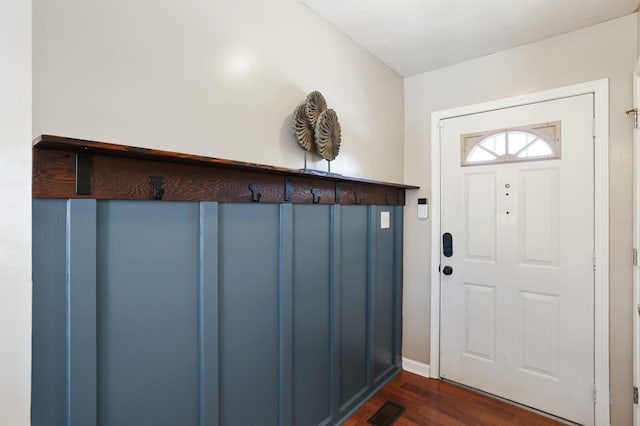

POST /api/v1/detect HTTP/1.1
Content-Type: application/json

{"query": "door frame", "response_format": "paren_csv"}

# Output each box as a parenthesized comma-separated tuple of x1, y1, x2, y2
(632, 61, 640, 426)
(429, 79, 610, 425)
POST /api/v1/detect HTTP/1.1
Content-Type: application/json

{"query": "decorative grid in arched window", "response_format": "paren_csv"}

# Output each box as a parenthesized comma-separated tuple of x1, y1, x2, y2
(461, 121, 561, 166)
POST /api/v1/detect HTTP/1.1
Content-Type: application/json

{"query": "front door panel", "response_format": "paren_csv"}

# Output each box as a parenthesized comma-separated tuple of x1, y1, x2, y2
(440, 94, 594, 425)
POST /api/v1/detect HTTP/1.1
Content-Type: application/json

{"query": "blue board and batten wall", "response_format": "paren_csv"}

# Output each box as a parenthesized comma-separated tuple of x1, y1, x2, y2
(32, 199, 404, 426)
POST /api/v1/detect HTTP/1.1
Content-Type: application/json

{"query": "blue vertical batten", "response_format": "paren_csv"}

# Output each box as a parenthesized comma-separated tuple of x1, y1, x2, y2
(199, 202, 219, 426)
(279, 204, 293, 426)
(366, 206, 377, 388)
(329, 205, 342, 420)
(32, 199, 68, 426)
(66, 199, 97, 426)
(392, 206, 404, 367)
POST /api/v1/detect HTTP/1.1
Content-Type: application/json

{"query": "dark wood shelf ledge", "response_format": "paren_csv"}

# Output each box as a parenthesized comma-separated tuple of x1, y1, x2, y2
(33, 135, 418, 205)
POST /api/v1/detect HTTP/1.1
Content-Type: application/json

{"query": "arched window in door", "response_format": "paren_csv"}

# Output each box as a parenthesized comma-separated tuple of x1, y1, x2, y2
(461, 121, 561, 166)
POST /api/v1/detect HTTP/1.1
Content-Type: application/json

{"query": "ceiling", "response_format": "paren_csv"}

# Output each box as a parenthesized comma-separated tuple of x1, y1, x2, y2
(301, 0, 639, 77)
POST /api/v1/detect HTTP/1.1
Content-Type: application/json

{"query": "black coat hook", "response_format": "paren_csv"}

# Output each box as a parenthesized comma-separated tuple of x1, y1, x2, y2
(311, 188, 321, 204)
(148, 176, 165, 200)
(249, 183, 262, 202)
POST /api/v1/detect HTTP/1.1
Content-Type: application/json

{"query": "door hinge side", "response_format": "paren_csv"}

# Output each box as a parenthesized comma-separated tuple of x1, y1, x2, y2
(634, 386, 638, 404)
(593, 383, 597, 403)
(592, 118, 597, 137)
(634, 248, 638, 266)
(593, 253, 596, 270)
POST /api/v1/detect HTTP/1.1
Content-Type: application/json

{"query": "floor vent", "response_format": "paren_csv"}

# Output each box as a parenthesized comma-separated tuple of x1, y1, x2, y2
(367, 400, 405, 426)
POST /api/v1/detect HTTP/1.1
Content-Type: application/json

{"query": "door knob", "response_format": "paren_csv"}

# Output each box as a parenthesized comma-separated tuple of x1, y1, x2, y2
(442, 266, 453, 275)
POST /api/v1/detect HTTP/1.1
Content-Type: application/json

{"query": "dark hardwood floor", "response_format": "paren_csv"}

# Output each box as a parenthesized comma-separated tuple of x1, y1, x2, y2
(344, 371, 565, 425)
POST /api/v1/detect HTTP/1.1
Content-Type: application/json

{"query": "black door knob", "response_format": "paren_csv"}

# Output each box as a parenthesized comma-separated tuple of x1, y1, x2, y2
(442, 266, 453, 275)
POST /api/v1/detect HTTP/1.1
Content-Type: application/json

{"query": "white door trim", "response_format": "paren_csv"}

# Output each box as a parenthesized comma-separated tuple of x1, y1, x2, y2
(632, 61, 640, 426)
(430, 79, 610, 425)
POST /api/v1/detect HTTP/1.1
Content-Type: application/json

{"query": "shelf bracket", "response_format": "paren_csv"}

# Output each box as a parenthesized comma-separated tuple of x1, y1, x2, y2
(75, 153, 92, 195)
(284, 177, 292, 202)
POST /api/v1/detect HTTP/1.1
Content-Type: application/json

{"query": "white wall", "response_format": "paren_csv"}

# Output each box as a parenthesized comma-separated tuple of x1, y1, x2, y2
(0, 0, 32, 425)
(403, 14, 637, 425)
(33, 0, 404, 183)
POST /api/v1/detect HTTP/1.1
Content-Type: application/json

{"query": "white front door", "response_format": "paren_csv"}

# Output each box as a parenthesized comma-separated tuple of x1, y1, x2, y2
(439, 94, 595, 425)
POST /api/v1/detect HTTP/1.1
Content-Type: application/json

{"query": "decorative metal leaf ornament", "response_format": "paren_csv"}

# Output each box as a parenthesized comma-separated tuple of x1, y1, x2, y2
(293, 103, 315, 152)
(314, 109, 341, 161)
(305, 91, 327, 128)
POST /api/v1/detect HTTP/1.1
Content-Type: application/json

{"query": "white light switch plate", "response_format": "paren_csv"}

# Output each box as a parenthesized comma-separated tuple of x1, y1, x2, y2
(380, 211, 390, 229)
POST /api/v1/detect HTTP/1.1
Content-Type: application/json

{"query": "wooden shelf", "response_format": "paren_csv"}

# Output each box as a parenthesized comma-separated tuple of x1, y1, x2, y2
(33, 135, 418, 205)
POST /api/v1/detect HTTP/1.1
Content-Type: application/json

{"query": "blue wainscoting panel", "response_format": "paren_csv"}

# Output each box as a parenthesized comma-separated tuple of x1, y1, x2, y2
(66, 199, 98, 426)
(292, 204, 332, 426)
(374, 206, 395, 382)
(96, 201, 200, 426)
(32, 199, 68, 426)
(338, 206, 368, 409)
(33, 200, 404, 426)
(219, 203, 280, 426)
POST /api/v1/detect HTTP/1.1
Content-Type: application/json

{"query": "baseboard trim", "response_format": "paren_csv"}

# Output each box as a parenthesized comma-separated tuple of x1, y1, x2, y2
(402, 358, 431, 378)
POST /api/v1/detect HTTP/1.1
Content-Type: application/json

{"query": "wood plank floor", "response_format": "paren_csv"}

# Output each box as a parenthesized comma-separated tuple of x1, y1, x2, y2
(344, 371, 565, 425)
